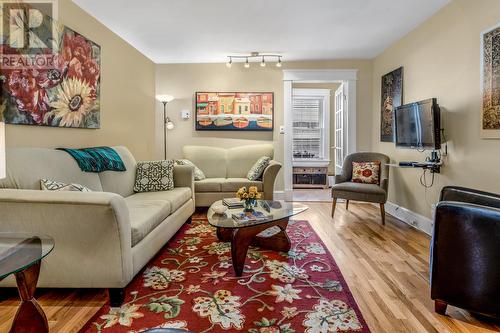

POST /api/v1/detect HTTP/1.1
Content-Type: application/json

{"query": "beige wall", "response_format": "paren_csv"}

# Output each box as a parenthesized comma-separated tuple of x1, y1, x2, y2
(3, 0, 156, 160)
(372, 0, 500, 218)
(292, 82, 341, 175)
(156, 60, 372, 190)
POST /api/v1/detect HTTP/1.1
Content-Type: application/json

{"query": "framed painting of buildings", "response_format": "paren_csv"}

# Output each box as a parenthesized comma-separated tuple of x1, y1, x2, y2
(195, 92, 273, 131)
(481, 23, 500, 138)
(380, 67, 403, 142)
(0, 4, 100, 128)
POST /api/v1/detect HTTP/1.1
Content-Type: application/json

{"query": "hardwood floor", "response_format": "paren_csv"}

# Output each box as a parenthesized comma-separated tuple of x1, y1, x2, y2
(0, 202, 498, 332)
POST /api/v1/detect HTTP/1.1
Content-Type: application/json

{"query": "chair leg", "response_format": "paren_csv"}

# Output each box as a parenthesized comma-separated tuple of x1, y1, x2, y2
(434, 300, 447, 315)
(380, 203, 386, 225)
(345, 200, 349, 210)
(331, 198, 337, 218)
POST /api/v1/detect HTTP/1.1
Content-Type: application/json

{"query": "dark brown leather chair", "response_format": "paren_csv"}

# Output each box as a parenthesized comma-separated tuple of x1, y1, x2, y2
(431, 186, 500, 317)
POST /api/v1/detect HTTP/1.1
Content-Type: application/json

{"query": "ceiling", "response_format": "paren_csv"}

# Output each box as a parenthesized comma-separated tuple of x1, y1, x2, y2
(72, 0, 450, 64)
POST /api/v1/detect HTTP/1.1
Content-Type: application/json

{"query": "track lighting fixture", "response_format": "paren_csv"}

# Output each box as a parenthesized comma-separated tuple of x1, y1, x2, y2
(225, 52, 282, 69)
(276, 57, 282, 67)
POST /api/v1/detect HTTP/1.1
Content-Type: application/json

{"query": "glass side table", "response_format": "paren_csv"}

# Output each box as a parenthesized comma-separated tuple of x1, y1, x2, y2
(0, 233, 54, 333)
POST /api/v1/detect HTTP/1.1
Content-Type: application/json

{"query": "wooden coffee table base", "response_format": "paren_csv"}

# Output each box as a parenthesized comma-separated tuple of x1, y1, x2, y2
(216, 218, 291, 276)
(10, 261, 48, 333)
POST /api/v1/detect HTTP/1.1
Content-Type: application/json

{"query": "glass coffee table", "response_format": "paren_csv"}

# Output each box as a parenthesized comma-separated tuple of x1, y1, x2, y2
(0, 233, 55, 333)
(208, 200, 307, 276)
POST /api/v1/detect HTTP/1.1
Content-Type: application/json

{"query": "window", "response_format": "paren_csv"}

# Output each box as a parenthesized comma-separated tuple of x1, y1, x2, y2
(292, 89, 330, 161)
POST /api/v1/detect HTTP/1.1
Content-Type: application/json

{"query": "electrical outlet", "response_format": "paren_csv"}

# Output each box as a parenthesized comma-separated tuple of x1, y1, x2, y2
(279, 125, 285, 134)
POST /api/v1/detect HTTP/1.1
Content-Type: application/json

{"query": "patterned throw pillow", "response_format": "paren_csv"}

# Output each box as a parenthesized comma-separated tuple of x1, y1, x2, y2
(175, 159, 206, 181)
(351, 161, 381, 184)
(134, 160, 174, 193)
(247, 156, 271, 181)
(40, 179, 92, 192)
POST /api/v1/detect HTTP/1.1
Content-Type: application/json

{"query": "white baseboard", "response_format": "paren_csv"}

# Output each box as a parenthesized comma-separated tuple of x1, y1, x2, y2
(384, 201, 433, 235)
(328, 176, 334, 187)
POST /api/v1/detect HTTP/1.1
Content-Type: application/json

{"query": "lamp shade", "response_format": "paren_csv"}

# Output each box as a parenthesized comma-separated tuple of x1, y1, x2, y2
(166, 120, 175, 130)
(0, 122, 5, 179)
(155, 94, 174, 103)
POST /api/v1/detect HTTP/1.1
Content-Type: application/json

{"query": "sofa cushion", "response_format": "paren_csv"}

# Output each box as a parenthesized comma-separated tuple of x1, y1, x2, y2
(352, 161, 380, 185)
(125, 196, 171, 246)
(99, 146, 137, 197)
(195, 178, 225, 192)
(183, 146, 227, 178)
(247, 156, 271, 181)
(134, 160, 174, 193)
(221, 178, 263, 192)
(226, 144, 274, 178)
(128, 187, 192, 212)
(40, 179, 92, 192)
(175, 159, 205, 180)
(1, 148, 103, 191)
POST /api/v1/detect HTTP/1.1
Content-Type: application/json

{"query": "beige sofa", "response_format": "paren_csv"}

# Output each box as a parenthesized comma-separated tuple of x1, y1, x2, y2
(182, 144, 281, 207)
(0, 146, 194, 306)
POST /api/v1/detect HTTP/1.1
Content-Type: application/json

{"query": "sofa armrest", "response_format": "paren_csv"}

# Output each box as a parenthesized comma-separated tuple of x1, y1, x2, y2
(262, 160, 281, 200)
(430, 201, 500, 314)
(174, 165, 195, 200)
(440, 186, 500, 209)
(0, 189, 133, 288)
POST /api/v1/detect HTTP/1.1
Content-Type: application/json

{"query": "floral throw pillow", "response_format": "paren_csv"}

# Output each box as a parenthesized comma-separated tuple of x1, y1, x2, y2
(134, 160, 174, 193)
(351, 161, 381, 184)
(175, 159, 206, 181)
(247, 156, 271, 181)
(40, 179, 92, 192)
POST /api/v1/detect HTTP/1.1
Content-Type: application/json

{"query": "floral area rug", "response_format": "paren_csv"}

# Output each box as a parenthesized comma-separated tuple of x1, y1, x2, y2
(80, 217, 370, 333)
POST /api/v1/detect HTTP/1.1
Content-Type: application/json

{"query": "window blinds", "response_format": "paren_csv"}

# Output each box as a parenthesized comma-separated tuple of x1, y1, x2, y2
(292, 98, 323, 159)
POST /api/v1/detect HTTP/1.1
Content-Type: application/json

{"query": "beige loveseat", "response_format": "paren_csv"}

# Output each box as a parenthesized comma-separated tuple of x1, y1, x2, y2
(0, 146, 194, 306)
(182, 144, 281, 207)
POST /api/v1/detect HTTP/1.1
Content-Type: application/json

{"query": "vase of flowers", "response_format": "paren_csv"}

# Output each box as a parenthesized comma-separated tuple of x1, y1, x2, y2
(236, 186, 262, 211)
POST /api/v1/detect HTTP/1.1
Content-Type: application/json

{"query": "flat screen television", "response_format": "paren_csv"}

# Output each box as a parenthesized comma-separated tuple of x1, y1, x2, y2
(394, 98, 441, 150)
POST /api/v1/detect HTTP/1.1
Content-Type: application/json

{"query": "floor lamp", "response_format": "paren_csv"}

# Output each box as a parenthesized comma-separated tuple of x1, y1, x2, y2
(155, 95, 175, 159)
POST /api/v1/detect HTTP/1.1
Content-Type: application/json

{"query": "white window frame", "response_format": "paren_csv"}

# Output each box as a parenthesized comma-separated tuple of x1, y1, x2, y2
(292, 88, 330, 165)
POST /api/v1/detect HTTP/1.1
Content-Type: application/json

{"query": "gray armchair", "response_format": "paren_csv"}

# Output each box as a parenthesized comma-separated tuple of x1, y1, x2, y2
(331, 152, 390, 224)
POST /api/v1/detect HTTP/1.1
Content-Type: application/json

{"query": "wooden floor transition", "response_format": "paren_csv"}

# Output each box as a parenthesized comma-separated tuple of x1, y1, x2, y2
(0, 202, 499, 333)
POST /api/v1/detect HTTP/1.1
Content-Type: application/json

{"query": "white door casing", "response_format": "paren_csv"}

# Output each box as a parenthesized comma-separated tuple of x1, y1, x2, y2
(334, 84, 344, 174)
(283, 69, 358, 201)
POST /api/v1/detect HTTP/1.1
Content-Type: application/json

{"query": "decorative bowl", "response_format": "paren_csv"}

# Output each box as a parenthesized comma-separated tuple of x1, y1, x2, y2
(212, 204, 228, 215)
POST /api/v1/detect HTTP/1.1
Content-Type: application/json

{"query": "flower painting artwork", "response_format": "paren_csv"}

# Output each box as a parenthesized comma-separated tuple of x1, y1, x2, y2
(0, 6, 100, 128)
(196, 92, 273, 131)
(380, 67, 403, 142)
(481, 23, 500, 138)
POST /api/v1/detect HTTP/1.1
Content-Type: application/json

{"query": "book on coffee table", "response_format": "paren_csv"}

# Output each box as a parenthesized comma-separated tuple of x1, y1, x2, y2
(223, 198, 244, 208)
(232, 211, 272, 223)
